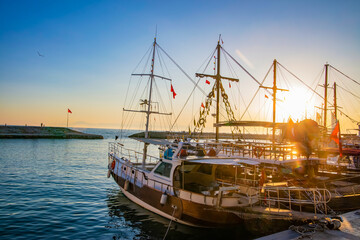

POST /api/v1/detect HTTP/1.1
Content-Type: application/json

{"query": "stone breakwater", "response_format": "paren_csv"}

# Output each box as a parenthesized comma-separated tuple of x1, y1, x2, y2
(0, 126, 103, 139)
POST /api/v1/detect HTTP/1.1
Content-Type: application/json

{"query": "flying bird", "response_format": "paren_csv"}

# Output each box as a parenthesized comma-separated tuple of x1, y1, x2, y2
(37, 51, 44, 57)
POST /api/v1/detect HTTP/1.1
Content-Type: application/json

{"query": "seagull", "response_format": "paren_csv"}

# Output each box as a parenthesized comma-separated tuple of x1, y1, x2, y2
(37, 51, 44, 57)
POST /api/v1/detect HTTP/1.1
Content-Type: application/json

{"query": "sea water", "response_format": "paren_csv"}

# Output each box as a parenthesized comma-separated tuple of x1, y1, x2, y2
(0, 128, 254, 239)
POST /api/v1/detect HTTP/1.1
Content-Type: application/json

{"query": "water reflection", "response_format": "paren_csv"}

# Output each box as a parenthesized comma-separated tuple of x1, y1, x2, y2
(105, 188, 257, 240)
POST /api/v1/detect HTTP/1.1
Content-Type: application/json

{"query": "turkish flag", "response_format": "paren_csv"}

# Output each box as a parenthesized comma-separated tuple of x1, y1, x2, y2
(201, 103, 205, 108)
(205, 79, 210, 84)
(229, 82, 231, 88)
(68, 108, 72, 114)
(170, 84, 176, 99)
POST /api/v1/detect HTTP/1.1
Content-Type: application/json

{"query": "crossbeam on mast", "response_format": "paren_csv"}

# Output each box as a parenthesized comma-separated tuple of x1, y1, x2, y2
(123, 108, 172, 115)
(131, 73, 172, 81)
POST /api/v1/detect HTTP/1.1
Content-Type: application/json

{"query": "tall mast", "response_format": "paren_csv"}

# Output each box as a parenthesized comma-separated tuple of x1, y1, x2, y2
(260, 59, 287, 146)
(334, 82, 337, 120)
(324, 63, 329, 131)
(272, 59, 277, 145)
(215, 41, 221, 141)
(142, 38, 157, 168)
(195, 38, 239, 141)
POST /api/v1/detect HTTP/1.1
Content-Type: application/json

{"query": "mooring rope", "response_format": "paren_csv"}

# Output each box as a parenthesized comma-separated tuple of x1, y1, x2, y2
(163, 206, 177, 240)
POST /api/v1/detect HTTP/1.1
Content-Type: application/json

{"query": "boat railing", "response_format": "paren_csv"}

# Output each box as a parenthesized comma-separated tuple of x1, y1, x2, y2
(259, 186, 332, 215)
(196, 141, 315, 161)
(108, 142, 160, 165)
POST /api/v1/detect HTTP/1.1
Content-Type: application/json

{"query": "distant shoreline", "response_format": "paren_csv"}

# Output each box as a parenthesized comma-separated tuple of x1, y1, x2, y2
(0, 126, 103, 139)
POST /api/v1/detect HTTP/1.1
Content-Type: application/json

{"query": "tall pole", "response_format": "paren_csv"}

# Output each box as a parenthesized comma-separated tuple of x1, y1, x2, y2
(334, 82, 337, 120)
(324, 63, 329, 131)
(142, 38, 156, 168)
(67, 112, 69, 128)
(215, 41, 221, 141)
(272, 59, 277, 145)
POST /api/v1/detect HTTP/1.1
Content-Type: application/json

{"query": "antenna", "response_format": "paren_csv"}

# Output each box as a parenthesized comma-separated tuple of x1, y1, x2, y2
(155, 25, 158, 39)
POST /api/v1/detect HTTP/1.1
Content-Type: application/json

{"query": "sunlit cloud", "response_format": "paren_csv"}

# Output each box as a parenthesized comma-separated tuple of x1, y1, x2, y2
(235, 49, 254, 69)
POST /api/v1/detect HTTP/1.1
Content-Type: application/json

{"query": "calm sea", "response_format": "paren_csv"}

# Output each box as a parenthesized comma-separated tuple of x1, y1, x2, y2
(0, 128, 256, 240)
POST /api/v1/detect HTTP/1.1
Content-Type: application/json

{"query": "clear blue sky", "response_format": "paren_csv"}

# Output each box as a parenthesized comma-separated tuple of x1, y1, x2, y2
(0, 0, 359, 130)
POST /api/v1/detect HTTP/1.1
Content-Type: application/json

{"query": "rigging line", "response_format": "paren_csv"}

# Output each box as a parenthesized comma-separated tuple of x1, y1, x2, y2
(330, 64, 360, 87)
(309, 67, 325, 102)
(156, 48, 174, 118)
(239, 63, 273, 120)
(131, 43, 153, 75)
(124, 44, 151, 110)
(156, 43, 208, 96)
(221, 46, 272, 96)
(169, 47, 218, 131)
(337, 84, 360, 101)
(278, 62, 358, 124)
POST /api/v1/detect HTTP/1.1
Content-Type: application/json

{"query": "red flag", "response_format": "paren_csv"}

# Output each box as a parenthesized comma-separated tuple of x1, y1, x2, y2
(330, 121, 343, 156)
(170, 84, 176, 99)
(205, 79, 210, 84)
(330, 121, 340, 145)
(229, 82, 231, 88)
(201, 103, 205, 108)
(265, 94, 269, 99)
(68, 108, 72, 114)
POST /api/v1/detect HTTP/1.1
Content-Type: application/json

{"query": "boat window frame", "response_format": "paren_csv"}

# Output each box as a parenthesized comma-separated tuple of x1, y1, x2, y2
(154, 161, 172, 178)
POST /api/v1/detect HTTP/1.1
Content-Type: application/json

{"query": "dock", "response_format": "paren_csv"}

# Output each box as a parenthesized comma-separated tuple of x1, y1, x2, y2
(257, 209, 360, 240)
(0, 126, 103, 139)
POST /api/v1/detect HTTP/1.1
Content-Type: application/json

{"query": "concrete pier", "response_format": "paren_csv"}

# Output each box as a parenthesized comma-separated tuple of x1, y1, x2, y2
(0, 126, 103, 139)
(257, 209, 360, 240)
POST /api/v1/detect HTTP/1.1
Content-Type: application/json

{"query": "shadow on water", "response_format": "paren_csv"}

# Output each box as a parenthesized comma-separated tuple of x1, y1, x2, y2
(105, 188, 259, 240)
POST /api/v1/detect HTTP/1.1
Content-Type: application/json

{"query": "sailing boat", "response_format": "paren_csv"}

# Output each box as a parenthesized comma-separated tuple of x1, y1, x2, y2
(108, 38, 341, 229)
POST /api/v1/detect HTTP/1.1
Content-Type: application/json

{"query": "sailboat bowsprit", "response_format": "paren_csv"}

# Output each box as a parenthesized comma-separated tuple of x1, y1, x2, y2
(107, 37, 358, 230)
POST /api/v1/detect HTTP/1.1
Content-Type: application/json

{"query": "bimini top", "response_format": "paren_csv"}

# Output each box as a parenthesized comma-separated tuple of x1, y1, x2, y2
(186, 158, 259, 166)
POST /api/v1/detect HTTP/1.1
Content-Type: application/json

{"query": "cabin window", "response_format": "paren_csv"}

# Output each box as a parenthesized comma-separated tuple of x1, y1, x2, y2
(154, 162, 172, 178)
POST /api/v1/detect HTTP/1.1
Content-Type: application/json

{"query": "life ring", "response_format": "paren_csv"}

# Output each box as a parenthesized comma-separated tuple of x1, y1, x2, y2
(254, 147, 264, 158)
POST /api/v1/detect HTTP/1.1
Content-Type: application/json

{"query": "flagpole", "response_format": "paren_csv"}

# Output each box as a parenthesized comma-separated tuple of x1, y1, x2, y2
(67, 111, 69, 128)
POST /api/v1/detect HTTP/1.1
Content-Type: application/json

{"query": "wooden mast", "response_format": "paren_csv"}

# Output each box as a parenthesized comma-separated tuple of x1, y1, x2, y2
(142, 38, 157, 168)
(195, 38, 239, 141)
(272, 59, 277, 145)
(215, 41, 221, 141)
(324, 63, 329, 132)
(260, 59, 288, 146)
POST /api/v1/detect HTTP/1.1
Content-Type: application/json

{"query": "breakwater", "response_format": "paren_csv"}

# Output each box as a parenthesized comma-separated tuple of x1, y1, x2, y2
(0, 126, 103, 139)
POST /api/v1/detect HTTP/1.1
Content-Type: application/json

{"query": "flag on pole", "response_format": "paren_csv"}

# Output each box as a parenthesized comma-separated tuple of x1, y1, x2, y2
(170, 84, 176, 99)
(205, 79, 210, 84)
(68, 108, 72, 114)
(229, 82, 231, 88)
(330, 120, 343, 157)
(265, 94, 269, 99)
(201, 103, 205, 108)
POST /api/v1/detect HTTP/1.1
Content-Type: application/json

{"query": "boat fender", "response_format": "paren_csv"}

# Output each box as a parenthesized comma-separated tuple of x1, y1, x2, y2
(111, 160, 116, 170)
(160, 192, 168, 205)
(124, 180, 129, 191)
(107, 170, 111, 178)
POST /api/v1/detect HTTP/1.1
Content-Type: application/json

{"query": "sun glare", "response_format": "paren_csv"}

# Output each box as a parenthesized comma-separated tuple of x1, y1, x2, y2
(278, 87, 316, 122)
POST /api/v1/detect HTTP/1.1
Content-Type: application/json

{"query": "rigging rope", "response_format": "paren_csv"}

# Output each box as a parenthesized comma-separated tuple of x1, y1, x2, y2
(221, 46, 272, 96)
(330, 65, 360, 87)
(168, 47, 217, 132)
(337, 84, 360, 101)
(240, 63, 273, 120)
(277, 62, 359, 124)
